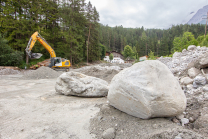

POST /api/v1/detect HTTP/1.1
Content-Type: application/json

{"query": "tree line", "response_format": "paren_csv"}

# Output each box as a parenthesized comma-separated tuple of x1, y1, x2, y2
(1, 0, 208, 67)
(99, 24, 206, 58)
(0, 0, 103, 67)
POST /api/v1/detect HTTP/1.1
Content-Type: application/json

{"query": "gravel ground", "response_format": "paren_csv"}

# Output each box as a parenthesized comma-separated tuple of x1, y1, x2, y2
(1, 62, 208, 139)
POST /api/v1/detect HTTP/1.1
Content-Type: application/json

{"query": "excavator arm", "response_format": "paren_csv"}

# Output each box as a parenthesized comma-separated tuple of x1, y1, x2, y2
(26, 31, 71, 69)
(25, 31, 56, 58)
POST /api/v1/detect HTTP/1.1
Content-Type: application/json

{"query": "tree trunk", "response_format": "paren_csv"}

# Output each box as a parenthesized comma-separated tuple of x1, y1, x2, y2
(26, 54, 29, 65)
(87, 23, 91, 64)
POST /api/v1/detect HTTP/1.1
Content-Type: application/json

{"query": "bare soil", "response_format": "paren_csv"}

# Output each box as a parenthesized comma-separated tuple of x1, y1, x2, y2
(0, 63, 208, 139)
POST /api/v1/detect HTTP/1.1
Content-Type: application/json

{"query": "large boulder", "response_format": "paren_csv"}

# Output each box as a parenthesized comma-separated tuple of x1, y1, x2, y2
(55, 72, 109, 97)
(107, 60, 187, 119)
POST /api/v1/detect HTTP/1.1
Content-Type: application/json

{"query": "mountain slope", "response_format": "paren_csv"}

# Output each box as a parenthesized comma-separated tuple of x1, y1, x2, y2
(188, 5, 208, 24)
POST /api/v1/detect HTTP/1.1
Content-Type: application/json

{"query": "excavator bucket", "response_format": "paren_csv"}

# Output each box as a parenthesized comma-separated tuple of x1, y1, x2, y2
(30, 53, 43, 59)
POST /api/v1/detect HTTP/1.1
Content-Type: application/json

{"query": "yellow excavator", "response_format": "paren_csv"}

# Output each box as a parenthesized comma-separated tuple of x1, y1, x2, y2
(25, 32, 70, 70)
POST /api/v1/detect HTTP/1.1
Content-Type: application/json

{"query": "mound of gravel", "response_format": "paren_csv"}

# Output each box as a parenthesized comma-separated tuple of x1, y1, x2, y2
(22, 66, 62, 79)
(0, 69, 20, 75)
(72, 65, 120, 83)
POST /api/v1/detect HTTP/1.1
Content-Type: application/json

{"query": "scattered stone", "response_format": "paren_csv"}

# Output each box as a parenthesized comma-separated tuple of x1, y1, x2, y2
(102, 128, 116, 139)
(188, 67, 201, 78)
(108, 60, 187, 119)
(172, 118, 180, 123)
(189, 117, 195, 123)
(174, 134, 182, 139)
(55, 72, 108, 97)
(187, 84, 193, 91)
(181, 118, 189, 126)
(193, 75, 207, 88)
(176, 114, 184, 120)
(180, 77, 193, 85)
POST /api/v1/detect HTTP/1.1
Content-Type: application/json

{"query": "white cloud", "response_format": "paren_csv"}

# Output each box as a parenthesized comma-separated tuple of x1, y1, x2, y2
(86, 0, 208, 28)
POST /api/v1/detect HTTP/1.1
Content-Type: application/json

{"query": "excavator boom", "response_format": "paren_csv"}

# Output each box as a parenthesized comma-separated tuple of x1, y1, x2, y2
(25, 32, 70, 69)
(25, 32, 56, 58)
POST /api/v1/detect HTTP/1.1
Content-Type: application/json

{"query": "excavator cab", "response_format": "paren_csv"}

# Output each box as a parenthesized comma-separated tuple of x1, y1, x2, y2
(54, 57, 62, 67)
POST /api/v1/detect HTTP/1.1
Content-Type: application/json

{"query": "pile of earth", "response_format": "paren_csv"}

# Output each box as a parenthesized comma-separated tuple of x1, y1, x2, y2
(90, 104, 205, 139)
(71, 65, 124, 83)
(0, 69, 20, 75)
(22, 66, 63, 79)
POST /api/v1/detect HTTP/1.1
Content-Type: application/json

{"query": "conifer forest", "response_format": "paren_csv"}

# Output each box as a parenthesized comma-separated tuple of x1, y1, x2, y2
(0, 0, 208, 67)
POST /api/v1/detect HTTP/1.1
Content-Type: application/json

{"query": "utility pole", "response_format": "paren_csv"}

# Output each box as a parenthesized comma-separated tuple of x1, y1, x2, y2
(202, 12, 208, 38)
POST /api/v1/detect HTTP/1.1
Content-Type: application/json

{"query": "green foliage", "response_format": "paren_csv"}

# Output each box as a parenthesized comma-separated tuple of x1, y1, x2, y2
(197, 35, 208, 47)
(148, 50, 156, 60)
(0, 35, 23, 66)
(99, 44, 106, 59)
(109, 53, 113, 61)
(172, 32, 198, 52)
(123, 45, 134, 58)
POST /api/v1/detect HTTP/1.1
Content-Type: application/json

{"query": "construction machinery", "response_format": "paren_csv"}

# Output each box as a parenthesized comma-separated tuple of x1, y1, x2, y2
(25, 32, 70, 70)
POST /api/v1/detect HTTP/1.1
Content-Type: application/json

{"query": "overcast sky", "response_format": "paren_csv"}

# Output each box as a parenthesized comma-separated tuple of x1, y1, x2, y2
(86, 0, 208, 29)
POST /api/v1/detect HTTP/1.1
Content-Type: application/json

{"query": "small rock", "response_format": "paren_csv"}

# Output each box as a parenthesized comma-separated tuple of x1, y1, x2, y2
(180, 77, 193, 85)
(174, 135, 182, 139)
(176, 114, 184, 120)
(193, 75, 207, 89)
(188, 68, 201, 78)
(187, 45, 196, 51)
(181, 118, 189, 126)
(187, 84, 193, 90)
(172, 118, 180, 123)
(182, 49, 187, 53)
(102, 128, 116, 139)
(189, 117, 195, 123)
(97, 116, 103, 121)
(203, 85, 208, 92)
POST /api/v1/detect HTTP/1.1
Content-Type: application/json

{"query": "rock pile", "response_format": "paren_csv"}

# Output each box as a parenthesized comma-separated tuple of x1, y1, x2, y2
(108, 60, 187, 119)
(158, 45, 208, 133)
(22, 66, 62, 79)
(0, 69, 20, 75)
(158, 45, 208, 76)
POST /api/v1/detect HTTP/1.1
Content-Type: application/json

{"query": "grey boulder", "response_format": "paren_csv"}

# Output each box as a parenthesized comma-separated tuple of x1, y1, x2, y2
(55, 72, 108, 97)
(108, 60, 187, 119)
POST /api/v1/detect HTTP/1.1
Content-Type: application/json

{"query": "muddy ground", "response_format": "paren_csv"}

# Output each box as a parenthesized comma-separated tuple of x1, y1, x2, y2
(0, 63, 208, 139)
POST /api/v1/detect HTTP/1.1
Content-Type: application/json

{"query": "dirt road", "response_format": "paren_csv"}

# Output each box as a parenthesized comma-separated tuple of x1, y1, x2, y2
(0, 75, 106, 139)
